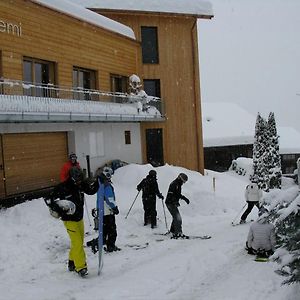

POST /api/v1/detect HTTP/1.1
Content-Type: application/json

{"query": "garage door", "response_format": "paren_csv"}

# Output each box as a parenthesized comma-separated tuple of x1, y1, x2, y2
(2, 132, 67, 196)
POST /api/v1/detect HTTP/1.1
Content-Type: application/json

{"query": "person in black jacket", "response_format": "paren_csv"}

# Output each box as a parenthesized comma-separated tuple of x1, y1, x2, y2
(48, 167, 98, 277)
(137, 170, 164, 228)
(165, 173, 190, 238)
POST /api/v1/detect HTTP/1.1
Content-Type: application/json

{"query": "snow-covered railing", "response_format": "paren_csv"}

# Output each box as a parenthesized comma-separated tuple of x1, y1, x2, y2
(0, 79, 164, 123)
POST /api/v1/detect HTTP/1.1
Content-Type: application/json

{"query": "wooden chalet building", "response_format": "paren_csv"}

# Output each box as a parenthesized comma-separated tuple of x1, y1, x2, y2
(0, 0, 213, 205)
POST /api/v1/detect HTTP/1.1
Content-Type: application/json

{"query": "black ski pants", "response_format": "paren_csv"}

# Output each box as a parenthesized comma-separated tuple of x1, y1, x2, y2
(241, 201, 260, 221)
(142, 195, 157, 226)
(166, 203, 182, 235)
(103, 214, 117, 248)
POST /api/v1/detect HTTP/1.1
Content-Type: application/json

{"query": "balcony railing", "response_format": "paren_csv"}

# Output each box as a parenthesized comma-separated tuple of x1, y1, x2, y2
(0, 78, 165, 123)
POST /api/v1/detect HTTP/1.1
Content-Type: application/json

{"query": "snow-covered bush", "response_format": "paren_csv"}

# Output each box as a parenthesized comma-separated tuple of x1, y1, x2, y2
(264, 187, 300, 284)
(229, 157, 253, 177)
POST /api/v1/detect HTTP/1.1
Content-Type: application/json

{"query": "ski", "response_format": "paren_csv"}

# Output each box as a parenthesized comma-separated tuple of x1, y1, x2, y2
(124, 242, 149, 250)
(231, 219, 254, 226)
(154, 233, 211, 240)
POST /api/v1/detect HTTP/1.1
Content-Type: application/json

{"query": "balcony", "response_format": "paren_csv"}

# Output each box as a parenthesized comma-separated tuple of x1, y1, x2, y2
(0, 79, 165, 123)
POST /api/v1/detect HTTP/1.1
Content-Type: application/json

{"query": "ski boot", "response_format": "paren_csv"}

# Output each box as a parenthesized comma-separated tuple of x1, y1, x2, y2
(87, 238, 99, 254)
(68, 260, 75, 272)
(77, 268, 88, 277)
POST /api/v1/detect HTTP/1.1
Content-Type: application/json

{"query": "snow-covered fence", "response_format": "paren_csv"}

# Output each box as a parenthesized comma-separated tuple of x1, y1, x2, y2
(0, 78, 164, 122)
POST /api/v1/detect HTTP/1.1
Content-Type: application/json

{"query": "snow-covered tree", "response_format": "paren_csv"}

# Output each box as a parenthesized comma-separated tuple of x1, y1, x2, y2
(251, 112, 282, 191)
(266, 190, 300, 285)
(267, 112, 282, 189)
(251, 113, 268, 190)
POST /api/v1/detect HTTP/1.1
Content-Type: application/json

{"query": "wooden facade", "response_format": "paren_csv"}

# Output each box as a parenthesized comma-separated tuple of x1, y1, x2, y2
(0, 0, 139, 199)
(0, 0, 139, 90)
(96, 11, 206, 173)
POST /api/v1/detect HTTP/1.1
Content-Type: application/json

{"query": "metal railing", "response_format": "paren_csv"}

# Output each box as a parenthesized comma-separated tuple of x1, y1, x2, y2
(0, 78, 164, 117)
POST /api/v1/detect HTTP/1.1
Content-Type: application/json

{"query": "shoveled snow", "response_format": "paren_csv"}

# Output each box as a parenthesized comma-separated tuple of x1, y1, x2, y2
(0, 163, 299, 299)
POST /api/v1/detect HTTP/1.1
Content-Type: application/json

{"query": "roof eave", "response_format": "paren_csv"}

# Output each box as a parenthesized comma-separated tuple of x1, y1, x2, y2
(90, 8, 214, 19)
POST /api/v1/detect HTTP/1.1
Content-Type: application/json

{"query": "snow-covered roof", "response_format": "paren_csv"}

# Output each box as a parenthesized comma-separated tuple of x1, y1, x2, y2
(32, 0, 135, 39)
(202, 102, 300, 154)
(72, 0, 213, 18)
(202, 102, 255, 147)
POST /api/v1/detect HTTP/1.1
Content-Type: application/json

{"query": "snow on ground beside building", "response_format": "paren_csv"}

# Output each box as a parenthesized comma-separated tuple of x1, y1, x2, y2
(0, 163, 299, 300)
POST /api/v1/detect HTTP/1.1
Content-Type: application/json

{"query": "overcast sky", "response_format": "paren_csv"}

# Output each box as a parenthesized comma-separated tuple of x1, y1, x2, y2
(198, 0, 300, 132)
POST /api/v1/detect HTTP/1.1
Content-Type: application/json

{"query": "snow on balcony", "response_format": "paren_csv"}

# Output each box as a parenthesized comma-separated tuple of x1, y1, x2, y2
(0, 80, 164, 123)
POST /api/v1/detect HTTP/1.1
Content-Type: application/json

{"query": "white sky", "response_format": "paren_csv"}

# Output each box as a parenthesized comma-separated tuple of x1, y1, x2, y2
(1, 163, 299, 299)
(198, 0, 300, 132)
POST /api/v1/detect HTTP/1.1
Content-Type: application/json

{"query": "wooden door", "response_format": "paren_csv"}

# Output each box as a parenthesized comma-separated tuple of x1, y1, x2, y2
(3, 132, 67, 196)
(146, 128, 164, 167)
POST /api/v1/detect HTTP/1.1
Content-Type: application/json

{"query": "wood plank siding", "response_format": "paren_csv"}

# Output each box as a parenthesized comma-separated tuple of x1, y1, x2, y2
(96, 12, 205, 173)
(0, 0, 139, 90)
(2, 132, 67, 195)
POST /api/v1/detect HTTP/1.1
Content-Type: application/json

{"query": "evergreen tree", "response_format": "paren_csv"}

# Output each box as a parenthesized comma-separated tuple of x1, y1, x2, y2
(251, 113, 268, 190)
(267, 112, 282, 189)
(269, 195, 300, 284)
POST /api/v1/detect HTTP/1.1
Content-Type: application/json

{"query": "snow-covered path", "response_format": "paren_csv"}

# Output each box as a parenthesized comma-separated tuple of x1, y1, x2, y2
(0, 164, 299, 300)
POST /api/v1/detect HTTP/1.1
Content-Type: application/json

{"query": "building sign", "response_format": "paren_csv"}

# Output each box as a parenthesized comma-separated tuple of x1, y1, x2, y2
(0, 20, 22, 37)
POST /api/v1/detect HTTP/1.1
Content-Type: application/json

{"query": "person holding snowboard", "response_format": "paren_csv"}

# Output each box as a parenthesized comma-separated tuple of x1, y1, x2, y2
(47, 167, 98, 277)
(165, 173, 190, 239)
(246, 207, 276, 258)
(137, 170, 164, 228)
(240, 182, 262, 224)
(87, 169, 120, 253)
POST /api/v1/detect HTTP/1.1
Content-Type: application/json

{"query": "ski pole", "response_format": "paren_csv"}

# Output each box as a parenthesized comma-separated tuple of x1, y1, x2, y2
(231, 203, 247, 224)
(161, 198, 168, 231)
(125, 191, 140, 219)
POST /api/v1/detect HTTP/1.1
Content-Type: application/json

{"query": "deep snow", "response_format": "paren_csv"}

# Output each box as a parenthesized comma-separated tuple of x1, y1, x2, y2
(0, 163, 299, 300)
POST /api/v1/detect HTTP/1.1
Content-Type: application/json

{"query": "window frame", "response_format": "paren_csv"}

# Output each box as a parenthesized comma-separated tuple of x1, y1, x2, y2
(141, 26, 159, 64)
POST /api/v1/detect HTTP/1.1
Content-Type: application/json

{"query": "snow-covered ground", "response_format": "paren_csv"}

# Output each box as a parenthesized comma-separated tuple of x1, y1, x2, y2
(0, 164, 299, 300)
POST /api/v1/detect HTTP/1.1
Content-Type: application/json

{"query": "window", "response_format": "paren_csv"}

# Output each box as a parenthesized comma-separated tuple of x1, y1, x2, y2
(141, 26, 159, 64)
(143, 79, 161, 97)
(124, 131, 131, 145)
(143, 79, 162, 113)
(23, 57, 55, 97)
(73, 67, 96, 100)
(111, 74, 128, 103)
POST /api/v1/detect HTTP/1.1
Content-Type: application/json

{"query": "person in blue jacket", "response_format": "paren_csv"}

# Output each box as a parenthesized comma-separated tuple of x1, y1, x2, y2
(87, 170, 120, 253)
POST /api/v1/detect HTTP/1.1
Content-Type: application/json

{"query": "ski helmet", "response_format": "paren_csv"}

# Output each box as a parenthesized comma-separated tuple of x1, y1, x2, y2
(69, 167, 83, 183)
(178, 173, 188, 183)
(69, 153, 77, 161)
(103, 166, 113, 180)
(148, 170, 157, 178)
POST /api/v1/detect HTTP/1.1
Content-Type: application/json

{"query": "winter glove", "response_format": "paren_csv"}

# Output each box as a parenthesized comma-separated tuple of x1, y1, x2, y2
(182, 196, 190, 204)
(158, 193, 164, 200)
(137, 186, 141, 192)
(112, 206, 119, 215)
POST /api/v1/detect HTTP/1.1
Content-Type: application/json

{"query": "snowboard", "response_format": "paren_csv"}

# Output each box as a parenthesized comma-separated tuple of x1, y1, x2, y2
(97, 180, 104, 276)
(254, 256, 269, 262)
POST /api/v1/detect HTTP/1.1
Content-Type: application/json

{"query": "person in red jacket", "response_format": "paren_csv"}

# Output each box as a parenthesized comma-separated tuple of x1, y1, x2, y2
(60, 153, 80, 182)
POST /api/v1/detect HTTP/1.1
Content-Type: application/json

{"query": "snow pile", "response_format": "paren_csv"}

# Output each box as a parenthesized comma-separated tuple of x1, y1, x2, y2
(0, 163, 299, 300)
